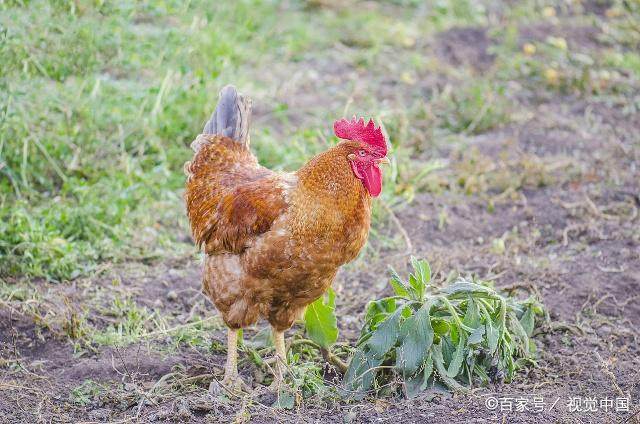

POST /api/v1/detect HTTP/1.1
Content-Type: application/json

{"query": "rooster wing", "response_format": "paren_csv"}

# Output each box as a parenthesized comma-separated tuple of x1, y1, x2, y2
(184, 86, 290, 255)
(185, 138, 290, 255)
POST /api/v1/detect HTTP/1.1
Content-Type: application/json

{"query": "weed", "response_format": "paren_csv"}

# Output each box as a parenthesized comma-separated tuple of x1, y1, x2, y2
(92, 296, 154, 345)
(343, 258, 545, 399)
(434, 81, 512, 135)
(70, 379, 103, 406)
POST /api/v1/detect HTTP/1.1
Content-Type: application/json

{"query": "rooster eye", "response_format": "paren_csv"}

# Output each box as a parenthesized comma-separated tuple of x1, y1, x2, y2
(358, 149, 366, 157)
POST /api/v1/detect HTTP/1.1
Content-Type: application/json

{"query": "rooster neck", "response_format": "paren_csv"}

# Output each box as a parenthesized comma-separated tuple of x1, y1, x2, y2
(287, 144, 371, 244)
(295, 143, 367, 205)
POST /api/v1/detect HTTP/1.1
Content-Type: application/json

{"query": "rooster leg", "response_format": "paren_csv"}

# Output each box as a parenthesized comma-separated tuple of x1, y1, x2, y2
(210, 328, 247, 395)
(223, 328, 239, 382)
(269, 328, 287, 392)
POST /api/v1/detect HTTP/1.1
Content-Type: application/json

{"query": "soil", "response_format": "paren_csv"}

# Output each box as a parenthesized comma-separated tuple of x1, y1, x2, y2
(1, 10, 639, 424)
(435, 27, 496, 72)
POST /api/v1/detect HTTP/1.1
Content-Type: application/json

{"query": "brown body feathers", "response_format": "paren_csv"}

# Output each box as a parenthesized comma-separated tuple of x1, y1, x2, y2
(185, 135, 371, 331)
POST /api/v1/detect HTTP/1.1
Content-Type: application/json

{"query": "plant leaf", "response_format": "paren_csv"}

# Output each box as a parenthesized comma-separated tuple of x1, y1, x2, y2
(367, 307, 403, 358)
(463, 297, 481, 329)
(446, 335, 465, 378)
(364, 298, 397, 325)
(396, 303, 434, 376)
(508, 311, 530, 355)
(388, 267, 411, 298)
(273, 388, 295, 409)
(467, 325, 485, 346)
(390, 277, 410, 298)
(486, 318, 499, 355)
(432, 343, 468, 393)
(440, 281, 493, 297)
(408, 275, 422, 300)
(304, 288, 338, 349)
(431, 318, 450, 336)
(344, 349, 383, 396)
(519, 306, 535, 337)
(410, 257, 431, 286)
(403, 355, 434, 399)
(424, 355, 434, 382)
(408, 257, 431, 301)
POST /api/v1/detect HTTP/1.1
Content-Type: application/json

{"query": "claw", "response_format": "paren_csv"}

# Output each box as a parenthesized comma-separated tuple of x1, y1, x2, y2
(209, 375, 250, 397)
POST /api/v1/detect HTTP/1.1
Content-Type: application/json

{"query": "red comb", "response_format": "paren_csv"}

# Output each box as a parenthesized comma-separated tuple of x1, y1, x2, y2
(334, 116, 387, 155)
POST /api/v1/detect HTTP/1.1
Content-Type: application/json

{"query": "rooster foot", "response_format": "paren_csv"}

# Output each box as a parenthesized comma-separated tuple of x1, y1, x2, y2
(209, 375, 249, 397)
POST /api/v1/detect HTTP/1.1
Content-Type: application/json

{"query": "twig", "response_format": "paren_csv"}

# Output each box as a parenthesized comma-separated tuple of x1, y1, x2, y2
(533, 322, 585, 336)
(620, 295, 640, 308)
(289, 339, 348, 373)
(0, 382, 46, 394)
(584, 194, 616, 220)
(320, 347, 348, 374)
(597, 265, 626, 273)
(594, 351, 626, 397)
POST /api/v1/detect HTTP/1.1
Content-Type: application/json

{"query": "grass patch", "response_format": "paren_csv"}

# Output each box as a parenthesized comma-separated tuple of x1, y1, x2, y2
(0, 0, 440, 281)
(70, 379, 104, 406)
(434, 81, 511, 135)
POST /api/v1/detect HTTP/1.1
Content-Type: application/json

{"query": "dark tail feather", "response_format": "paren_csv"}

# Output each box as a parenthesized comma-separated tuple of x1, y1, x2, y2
(203, 85, 252, 146)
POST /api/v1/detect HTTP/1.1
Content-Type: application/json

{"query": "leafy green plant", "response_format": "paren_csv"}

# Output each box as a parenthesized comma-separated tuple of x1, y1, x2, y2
(343, 258, 545, 399)
(303, 287, 349, 374)
(304, 288, 338, 349)
(273, 357, 332, 410)
(70, 379, 103, 406)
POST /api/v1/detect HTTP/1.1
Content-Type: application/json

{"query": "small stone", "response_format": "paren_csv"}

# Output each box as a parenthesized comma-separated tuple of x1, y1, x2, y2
(166, 290, 178, 301)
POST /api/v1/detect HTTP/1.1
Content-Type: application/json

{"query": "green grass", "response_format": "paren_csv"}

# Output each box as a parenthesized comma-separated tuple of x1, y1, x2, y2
(70, 379, 104, 406)
(0, 0, 322, 280)
(1, 0, 638, 282)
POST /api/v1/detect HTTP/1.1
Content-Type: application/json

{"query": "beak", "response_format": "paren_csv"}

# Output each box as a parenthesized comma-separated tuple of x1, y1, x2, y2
(375, 157, 390, 165)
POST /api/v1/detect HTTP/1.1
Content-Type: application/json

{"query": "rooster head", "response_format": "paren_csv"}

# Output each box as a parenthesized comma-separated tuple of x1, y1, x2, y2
(334, 117, 389, 197)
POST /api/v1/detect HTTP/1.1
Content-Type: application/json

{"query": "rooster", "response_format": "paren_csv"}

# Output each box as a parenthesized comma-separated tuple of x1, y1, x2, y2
(184, 85, 388, 391)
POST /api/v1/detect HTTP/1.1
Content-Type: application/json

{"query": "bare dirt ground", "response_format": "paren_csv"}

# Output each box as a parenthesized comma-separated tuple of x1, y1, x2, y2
(2, 7, 639, 424)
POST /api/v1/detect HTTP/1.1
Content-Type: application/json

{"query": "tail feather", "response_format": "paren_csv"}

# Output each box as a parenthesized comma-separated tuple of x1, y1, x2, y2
(201, 85, 252, 147)
(186, 85, 253, 178)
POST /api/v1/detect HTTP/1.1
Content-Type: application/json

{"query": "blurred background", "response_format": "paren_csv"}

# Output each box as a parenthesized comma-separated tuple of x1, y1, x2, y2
(1, 0, 637, 282)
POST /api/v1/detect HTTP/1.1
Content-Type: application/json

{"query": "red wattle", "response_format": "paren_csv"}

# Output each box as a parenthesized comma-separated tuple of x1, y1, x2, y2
(362, 164, 382, 197)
